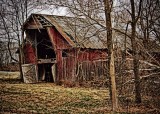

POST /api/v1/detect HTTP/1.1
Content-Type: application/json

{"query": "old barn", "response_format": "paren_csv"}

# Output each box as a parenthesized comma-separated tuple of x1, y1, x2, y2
(22, 14, 107, 86)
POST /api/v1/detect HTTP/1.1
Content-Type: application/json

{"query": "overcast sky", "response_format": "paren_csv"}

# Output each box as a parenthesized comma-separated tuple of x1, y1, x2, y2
(32, 7, 67, 16)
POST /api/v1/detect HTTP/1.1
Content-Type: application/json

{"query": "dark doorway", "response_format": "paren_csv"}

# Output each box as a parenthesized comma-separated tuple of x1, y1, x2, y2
(38, 63, 55, 82)
(37, 29, 56, 59)
(36, 29, 56, 82)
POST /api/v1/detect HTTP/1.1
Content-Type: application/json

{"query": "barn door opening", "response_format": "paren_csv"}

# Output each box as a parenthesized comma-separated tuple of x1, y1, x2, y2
(38, 63, 56, 82)
(35, 29, 56, 83)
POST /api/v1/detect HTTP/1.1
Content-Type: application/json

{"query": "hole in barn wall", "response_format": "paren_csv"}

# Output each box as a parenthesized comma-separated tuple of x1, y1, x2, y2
(62, 51, 68, 57)
(37, 29, 56, 59)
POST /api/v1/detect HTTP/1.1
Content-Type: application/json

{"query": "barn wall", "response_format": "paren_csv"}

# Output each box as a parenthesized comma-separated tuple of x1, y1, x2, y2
(61, 55, 107, 87)
(62, 56, 76, 81)
(77, 49, 107, 61)
(23, 43, 36, 64)
(76, 60, 107, 85)
(56, 50, 63, 82)
(47, 27, 74, 83)
(60, 48, 108, 86)
(64, 48, 107, 61)
(47, 27, 72, 50)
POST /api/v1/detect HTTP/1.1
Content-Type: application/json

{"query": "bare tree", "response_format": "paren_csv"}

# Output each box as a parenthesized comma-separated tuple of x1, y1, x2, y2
(129, 0, 142, 104)
(0, 0, 41, 80)
(139, 0, 160, 49)
(103, 0, 118, 111)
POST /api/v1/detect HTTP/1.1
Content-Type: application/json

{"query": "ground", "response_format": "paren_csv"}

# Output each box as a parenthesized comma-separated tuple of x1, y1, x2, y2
(0, 71, 159, 113)
(0, 71, 19, 80)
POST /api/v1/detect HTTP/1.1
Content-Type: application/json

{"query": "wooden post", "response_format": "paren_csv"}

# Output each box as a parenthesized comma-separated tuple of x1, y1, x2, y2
(35, 30, 38, 82)
(56, 50, 63, 83)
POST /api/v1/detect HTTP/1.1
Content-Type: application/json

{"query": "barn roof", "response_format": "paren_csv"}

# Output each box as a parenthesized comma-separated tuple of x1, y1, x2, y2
(23, 14, 107, 49)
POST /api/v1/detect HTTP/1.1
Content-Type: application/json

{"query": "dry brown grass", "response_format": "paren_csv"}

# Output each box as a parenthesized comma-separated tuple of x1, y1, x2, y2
(0, 81, 111, 113)
(0, 71, 20, 80)
(0, 72, 159, 113)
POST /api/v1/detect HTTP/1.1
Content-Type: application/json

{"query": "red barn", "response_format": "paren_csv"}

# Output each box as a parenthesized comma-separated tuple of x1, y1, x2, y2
(22, 14, 108, 86)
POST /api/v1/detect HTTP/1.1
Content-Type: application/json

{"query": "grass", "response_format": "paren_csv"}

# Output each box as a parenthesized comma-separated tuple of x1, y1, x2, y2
(0, 72, 159, 113)
(0, 82, 111, 113)
(0, 71, 20, 80)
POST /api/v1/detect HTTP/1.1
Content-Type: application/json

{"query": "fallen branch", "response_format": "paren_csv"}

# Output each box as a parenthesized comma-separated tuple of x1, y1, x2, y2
(125, 69, 158, 73)
(122, 72, 160, 85)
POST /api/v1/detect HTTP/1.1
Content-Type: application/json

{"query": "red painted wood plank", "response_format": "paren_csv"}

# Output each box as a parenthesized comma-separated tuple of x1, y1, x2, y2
(23, 43, 36, 64)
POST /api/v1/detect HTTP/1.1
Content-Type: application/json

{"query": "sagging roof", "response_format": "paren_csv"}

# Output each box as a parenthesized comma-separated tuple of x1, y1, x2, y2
(23, 13, 107, 49)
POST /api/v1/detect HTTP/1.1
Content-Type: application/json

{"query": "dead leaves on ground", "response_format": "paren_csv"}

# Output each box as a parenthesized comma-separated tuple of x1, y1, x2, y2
(0, 82, 159, 113)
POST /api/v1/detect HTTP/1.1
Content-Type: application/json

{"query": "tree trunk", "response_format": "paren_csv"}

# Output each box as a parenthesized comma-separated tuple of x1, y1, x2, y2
(18, 30, 24, 82)
(18, 46, 23, 81)
(130, 0, 141, 103)
(103, 0, 118, 111)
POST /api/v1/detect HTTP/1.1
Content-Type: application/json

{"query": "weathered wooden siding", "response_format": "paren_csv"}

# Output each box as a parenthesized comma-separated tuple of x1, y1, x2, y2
(76, 60, 107, 81)
(23, 43, 36, 64)
(77, 49, 107, 61)
(54, 48, 108, 85)
(47, 27, 72, 50)
(47, 27, 74, 83)
(62, 56, 76, 81)
(61, 57, 107, 86)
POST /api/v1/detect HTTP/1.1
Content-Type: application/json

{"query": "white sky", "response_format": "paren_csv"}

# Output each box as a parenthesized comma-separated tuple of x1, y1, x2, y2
(32, 7, 67, 16)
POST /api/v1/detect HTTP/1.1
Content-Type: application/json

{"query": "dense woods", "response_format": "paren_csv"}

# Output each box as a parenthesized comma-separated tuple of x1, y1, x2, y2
(0, 0, 160, 113)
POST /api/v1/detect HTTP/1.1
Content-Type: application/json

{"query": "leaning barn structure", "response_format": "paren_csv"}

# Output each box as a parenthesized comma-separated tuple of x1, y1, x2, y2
(22, 14, 108, 86)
